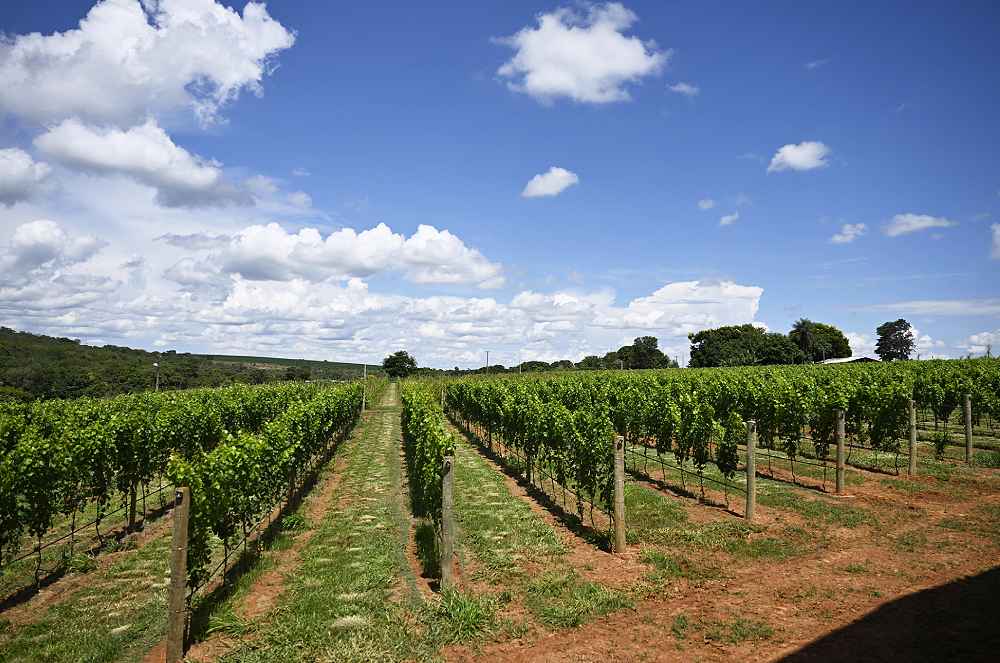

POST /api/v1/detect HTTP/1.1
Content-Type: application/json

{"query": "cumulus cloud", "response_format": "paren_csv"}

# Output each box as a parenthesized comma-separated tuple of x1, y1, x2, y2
(0, 219, 105, 277)
(767, 141, 830, 173)
(0, 0, 295, 126)
(34, 118, 250, 207)
(830, 223, 866, 244)
(214, 222, 505, 288)
(884, 213, 956, 237)
(496, 3, 667, 104)
(697, 198, 715, 210)
(720, 211, 739, 226)
(668, 82, 699, 96)
(962, 329, 999, 355)
(991, 223, 999, 259)
(522, 167, 579, 198)
(0, 148, 51, 205)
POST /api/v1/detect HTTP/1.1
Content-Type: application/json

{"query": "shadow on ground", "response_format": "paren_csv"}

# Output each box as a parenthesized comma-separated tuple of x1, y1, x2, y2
(782, 565, 1000, 662)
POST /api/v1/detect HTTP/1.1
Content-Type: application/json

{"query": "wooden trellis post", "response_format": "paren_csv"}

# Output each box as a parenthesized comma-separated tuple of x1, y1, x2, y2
(745, 421, 756, 522)
(440, 455, 455, 589)
(166, 487, 190, 663)
(964, 394, 973, 464)
(908, 399, 917, 476)
(835, 410, 846, 495)
(613, 436, 626, 553)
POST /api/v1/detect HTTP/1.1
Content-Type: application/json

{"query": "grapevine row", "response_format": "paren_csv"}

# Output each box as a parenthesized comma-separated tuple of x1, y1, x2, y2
(0, 379, 383, 567)
(400, 382, 454, 523)
(167, 382, 364, 587)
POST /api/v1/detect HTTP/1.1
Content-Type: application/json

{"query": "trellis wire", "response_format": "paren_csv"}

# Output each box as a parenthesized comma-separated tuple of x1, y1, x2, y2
(2, 481, 174, 568)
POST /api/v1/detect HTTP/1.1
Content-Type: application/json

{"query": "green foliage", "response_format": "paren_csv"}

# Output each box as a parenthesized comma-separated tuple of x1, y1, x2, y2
(0, 380, 359, 568)
(167, 383, 362, 587)
(790, 319, 852, 362)
(401, 382, 454, 522)
(689, 324, 805, 368)
(383, 350, 418, 379)
(875, 319, 915, 361)
(0, 326, 377, 400)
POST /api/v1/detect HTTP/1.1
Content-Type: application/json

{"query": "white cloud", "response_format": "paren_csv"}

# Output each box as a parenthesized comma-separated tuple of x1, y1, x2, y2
(962, 329, 999, 355)
(0, 148, 51, 205)
(991, 223, 999, 259)
(884, 213, 956, 237)
(521, 166, 579, 198)
(767, 141, 830, 173)
(216, 222, 505, 288)
(496, 3, 667, 104)
(830, 223, 867, 244)
(156, 232, 231, 251)
(668, 82, 699, 96)
(0, 212, 766, 367)
(0, 0, 295, 126)
(863, 299, 1000, 316)
(0, 219, 106, 284)
(844, 332, 874, 357)
(291, 167, 310, 177)
(720, 211, 739, 226)
(287, 191, 312, 208)
(805, 58, 830, 70)
(34, 118, 249, 207)
(697, 198, 715, 210)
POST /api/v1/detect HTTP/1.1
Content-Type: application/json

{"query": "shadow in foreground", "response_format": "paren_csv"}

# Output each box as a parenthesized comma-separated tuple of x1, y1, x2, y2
(781, 566, 1000, 662)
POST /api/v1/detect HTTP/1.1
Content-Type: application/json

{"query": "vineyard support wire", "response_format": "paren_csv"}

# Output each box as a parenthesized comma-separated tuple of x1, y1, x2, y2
(184, 419, 352, 604)
(2, 481, 175, 569)
(450, 412, 612, 522)
(623, 441, 747, 497)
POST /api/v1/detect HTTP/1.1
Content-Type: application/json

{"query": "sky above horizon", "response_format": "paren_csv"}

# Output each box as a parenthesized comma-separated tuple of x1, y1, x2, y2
(1, 0, 998, 368)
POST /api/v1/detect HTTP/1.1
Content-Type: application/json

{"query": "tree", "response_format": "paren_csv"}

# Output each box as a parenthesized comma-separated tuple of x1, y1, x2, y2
(382, 350, 417, 378)
(789, 319, 852, 362)
(689, 325, 805, 368)
(875, 319, 914, 361)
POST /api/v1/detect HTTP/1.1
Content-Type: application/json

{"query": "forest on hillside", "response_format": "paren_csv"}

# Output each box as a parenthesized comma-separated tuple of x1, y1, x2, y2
(0, 327, 376, 401)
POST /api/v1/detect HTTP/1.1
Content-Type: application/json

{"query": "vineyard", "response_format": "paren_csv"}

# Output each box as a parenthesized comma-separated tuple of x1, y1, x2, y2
(0, 359, 998, 662)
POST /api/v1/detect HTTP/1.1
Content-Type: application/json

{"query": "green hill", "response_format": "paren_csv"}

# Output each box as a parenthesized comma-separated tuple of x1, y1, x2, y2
(0, 327, 379, 401)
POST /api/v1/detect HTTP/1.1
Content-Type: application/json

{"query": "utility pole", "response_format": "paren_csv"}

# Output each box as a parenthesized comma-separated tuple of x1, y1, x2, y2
(485, 350, 489, 375)
(153, 362, 160, 392)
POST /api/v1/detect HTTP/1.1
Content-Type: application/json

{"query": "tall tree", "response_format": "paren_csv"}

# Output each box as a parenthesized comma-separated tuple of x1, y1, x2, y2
(874, 319, 915, 361)
(689, 325, 805, 367)
(789, 320, 852, 362)
(382, 350, 418, 378)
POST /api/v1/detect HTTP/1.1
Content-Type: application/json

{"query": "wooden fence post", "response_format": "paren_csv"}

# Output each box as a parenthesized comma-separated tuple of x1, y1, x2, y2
(835, 410, 846, 495)
(908, 399, 917, 475)
(128, 484, 138, 532)
(745, 421, 756, 522)
(166, 487, 190, 663)
(964, 393, 973, 464)
(440, 455, 455, 590)
(613, 436, 626, 553)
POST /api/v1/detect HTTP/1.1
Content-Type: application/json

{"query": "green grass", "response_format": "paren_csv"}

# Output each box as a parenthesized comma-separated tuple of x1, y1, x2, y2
(524, 570, 633, 628)
(757, 485, 873, 528)
(216, 394, 497, 662)
(0, 536, 171, 662)
(702, 617, 774, 644)
(639, 549, 721, 583)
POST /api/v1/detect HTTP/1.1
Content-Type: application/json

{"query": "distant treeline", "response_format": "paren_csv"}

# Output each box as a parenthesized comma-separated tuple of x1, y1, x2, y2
(0, 327, 378, 401)
(416, 336, 680, 376)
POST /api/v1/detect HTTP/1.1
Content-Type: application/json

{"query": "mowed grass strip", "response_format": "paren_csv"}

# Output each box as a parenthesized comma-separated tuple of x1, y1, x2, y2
(220, 392, 501, 662)
(451, 434, 634, 632)
(0, 536, 170, 663)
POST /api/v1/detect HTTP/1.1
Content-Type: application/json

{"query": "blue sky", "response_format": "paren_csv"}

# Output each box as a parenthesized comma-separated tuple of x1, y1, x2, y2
(0, 0, 997, 367)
